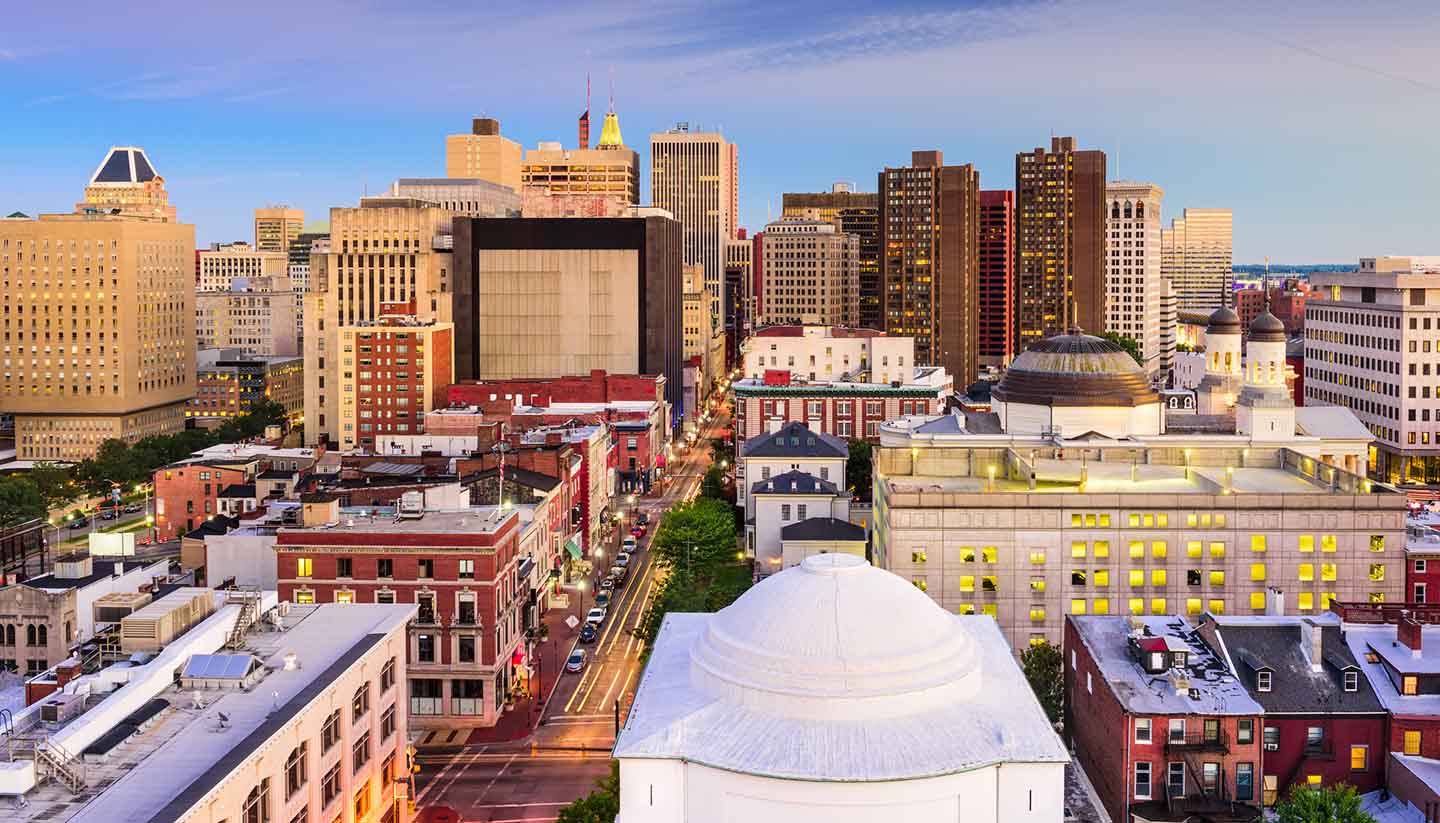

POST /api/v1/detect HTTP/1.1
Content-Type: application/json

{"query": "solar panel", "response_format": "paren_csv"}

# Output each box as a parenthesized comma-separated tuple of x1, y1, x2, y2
(183, 654, 255, 680)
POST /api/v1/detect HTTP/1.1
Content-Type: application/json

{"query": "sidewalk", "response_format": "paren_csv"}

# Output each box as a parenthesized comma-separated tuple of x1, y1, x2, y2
(464, 585, 586, 745)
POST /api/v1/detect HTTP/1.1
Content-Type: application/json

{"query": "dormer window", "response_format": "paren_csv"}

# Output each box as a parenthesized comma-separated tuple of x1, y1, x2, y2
(1149, 652, 1165, 671)
(1257, 670, 1273, 692)
(1172, 651, 1188, 668)
(1404, 676, 1419, 695)
(1344, 671, 1359, 693)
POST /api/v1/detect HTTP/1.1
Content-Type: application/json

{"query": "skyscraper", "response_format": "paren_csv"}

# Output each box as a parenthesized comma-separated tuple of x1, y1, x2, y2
(1104, 181, 1164, 375)
(521, 104, 640, 206)
(1014, 136, 1107, 348)
(1162, 208, 1234, 311)
(878, 151, 981, 386)
(75, 146, 176, 221)
(445, 118, 523, 192)
(756, 218, 859, 327)
(781, 184, 881, 330)
(978, 190, 1014, 369)
(650, 125, 738, 326)
(253, 206, 304, 253)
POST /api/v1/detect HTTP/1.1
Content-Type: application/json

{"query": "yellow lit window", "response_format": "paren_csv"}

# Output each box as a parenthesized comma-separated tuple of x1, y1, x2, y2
(1094, 570, 1110, 587)
(1187, 541, 1202, 558)
(1404, 730, 1421, 754)
(958, 604, 975, 615)
(1029, 607, 1046, 622)
(913, 578, 928, 592)
(1209, 599, 1225, 614)
(1210, 570, 1226, 586)
(982, 547, 998, 563)
(1157, 514, 1169, 527)
(1128, 513, 1141, 527)
(982, 576, 998, 592)
(1216, 514, 1227, 527)
(1030, 577, 1047, 592)
(1152, 569, 1168, 586)
(1300, 535, 1315, 553)
(1099, 514, 1111, 527)
(1250, 592, 1267, 610)
(1187, 598, 1203, 615)
(1094, 599, 1110, 615)
(981, 604, 997, 617)
(959, 547, 976, 562)
(1321, 563, 1337, 582)
(1072, 542, 1087, 559)
(1187, 513, 1198, 527)
(1029, 636, 1047, 647)
(1299, 563, 1315, 582)
(1095, 541, 1110, 558)
(1144, 514, 1156, 527)
(1129, 597, 1145, 614)
(1322, 535, 1337, 553)
(1251, 535, 1267, 552)
(1129, 541, 1145, 559)
(1030, 551, 1046, 565)
(1251, 563, 1267, 582)
(1370, 535, 1386, 553)
(1209, 542, 1225, 559)
(959, 575, 975, 592)
(1151, 598, 1168, 614)
(911, 550, 928, 563)
(1404, 676, 1419, 695)
(1307, 775, 1322, 786)
(1370, 592, 1386, 604)
(295, 590, 315, 605)
(1322, 592, 1337, 609)
(1129, 570, 1145, 587)
(1299, 592, 1315, 610)
(1201, 513, 1213, 527)
(335, 590, 354, 604)
(1370, 564, 1386, 582)
(1071, 513, 1082, 527)
(296, 557, 313, 578)
(1085, 514, 1097, 527)
(1071, 599, 1087, 615)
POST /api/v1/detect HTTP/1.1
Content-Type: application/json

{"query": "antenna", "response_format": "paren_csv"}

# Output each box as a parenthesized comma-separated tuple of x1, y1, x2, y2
(608, 65, 615, 112)
(587, 71, 591, 113)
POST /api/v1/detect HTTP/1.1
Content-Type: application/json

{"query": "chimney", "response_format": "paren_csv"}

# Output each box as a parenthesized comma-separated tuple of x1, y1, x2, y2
(1400, 614, 1424, 658)
(1302, 619, 1324, 673)
(1265, 586, 1285, 616)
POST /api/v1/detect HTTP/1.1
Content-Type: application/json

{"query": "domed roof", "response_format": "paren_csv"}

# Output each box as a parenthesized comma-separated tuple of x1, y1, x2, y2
(1249, 310, 1287, 342)
(690, 554, 982, 710)
(1207, 305, 1242, 334)
(993, 329, 1158, 408)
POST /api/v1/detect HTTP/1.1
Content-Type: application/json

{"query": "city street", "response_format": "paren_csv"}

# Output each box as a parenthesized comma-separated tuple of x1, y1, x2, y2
(412, 403, 731, 822)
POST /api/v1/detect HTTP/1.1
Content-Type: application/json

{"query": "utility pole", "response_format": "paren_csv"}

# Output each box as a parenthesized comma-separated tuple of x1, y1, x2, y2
(614, 697, 620, 738)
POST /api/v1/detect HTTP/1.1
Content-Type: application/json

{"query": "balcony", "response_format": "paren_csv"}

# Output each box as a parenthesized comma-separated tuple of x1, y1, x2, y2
(1166, 729, 1229, 754)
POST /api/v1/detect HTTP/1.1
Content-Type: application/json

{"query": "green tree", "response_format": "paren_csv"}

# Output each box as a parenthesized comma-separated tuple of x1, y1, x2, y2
(700, 464, 729, 502)
(1100, 331, 1144, 366)
(1021, 640, 1064, 724)
(0, 477, 46, 529)
(1275, 784, 1375, 823)
(555, 761, 619, 823)
(847, 439, 873, 502)
(708, 436, 734, 468)
(27, 463, 76, 505)
(650, 498, 739, 573)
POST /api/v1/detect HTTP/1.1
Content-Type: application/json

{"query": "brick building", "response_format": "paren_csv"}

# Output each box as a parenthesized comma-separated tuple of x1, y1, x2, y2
(188, 348, 303, 424)
(1338, 602, 1440, 763)
(275, 496, 529, 728)
(153, 444, 321, 541)
(1406, 509, 1440, 603)
(1066, 614, 1265, 823)
(732, 366, 951, 450)
(336, 303, 454, 453)
(978, 190, 1014, 370)
(1236, 280, 1309, 336)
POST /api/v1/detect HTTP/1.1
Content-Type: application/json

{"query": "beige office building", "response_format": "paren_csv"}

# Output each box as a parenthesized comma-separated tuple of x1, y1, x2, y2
(303, 198, 455, 447)
(651, 125, 738, 325)
(76, 146, 177, 221)
(1104, 182, 1164, 375)
(446, 118, 522, 192)
(196, 275, 299, 356)
(725, 236, 754, 333)
(1162, 208, 1234, 311)
(758, 218, 858, 328)
(253, 206, 304, 253)
(522, 110, 640, 205)
(1, 212, 194, 461)
(198, 242, 288, 292)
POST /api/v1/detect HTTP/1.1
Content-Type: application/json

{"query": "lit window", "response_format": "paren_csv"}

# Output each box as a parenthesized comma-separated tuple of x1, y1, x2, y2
(959, 575, 975, 592)
(1152, 541, 1167, 558)
(295, 590, 315, 605)
(1094, 570, 1110, 587)
(1251, 563, 1267, 581)
(957, 604, 975, 615)
(1071, 599, 1087, 615)
(1321, 563, 1337, 582)
(1209, 542, 1225, 559)
(1157, 514, 1169, 527)
(1370, 564, 1386, 582)
(1298, 592, 1315, 610)
(981, 547, 997, 563)
(1152, 569, 1167, 586)
(1030, 577, 1047, 592)
(296, 557, 313, 578)
(1094, 599, 1110, 615)
(1210, 570, 1226, 586)
(1129, 570, 1145, 587)
(1370, 535, 1386, 553)
(1071, 513, 1082, 527)
(1404, 730, 1421, 754)
(1029, 551, 1046, 565)
(1187, 514, 1198, 528)
(1129, 541, 1145, 559)
(911, 550, 927, 563)
(1322, 535, 1338, 553)
(1151, 598, 1167, 614)
(959, 547, 976, 562)
(1085, 514, 1097, 528)
(1187, 541, 1202, 558)
(1250, 592, 1267, 610)
(1099, 514, 1111, 527)
(1187, 598, 1203, 615)
(1029, 607, 1046, 622)
(1307, 774, 1322, 786)
(1129, 597, 1145, 614)
(982, 576, 998, 592)
(913, 578, 928, 592)
(1095, 541, 1110, 558)
(1404, 676, 1419, 695)
(1071, 542, 1087, 559)
(1251, 535, 1267, 552)
(1299, 564, 1315, 582)
(1300, 535, 1315, 553)
(1128, 514, 1140, 527)
(1209, 599, 1225, 614)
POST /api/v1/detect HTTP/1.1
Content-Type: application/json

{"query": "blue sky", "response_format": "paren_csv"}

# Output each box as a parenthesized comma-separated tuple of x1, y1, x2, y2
(3, 0, 1438, 262)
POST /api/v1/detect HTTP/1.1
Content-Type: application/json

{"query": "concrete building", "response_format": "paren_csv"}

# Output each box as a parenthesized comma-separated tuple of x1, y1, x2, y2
(613, 554, 1068, 823)
(522, 126, 640, 205)
(872, 320, 1404, 651)
(782, 183, 881, 330)
(1106, 182, 1165, 376)
(683, 264, 710, 423)
(1160, 279, 1179, 378)
(756, 218, 858, 327)
(446, 117, 522, 192)
(741, 325, 914, 386)
(0, 210, 194, 461)
(1306, 259, 1440, 484)
(878, 151, 981, 387)
(450, 215, 684, 424)
(978, 190, 1015, 370)
(1162, 208, 1234, 311)
(650, 125, 738, 326)
(189, 348, 304, 423)
(253, 206, 304, 253)
(304, 198, 455, 447)
(1015, 137, 1107, 348)
(335, 308, 453, 453)
(75, 146, 176, 221)
(387, 178, 520, 218)
(195, 273, 298, 356)
(197, 241, 289, 292)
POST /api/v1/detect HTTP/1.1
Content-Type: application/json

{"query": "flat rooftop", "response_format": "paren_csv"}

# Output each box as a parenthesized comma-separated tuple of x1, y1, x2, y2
(885, 463, 1338, 498)
(1344, 623, 1440, 715)
(282, 506, 518, 536)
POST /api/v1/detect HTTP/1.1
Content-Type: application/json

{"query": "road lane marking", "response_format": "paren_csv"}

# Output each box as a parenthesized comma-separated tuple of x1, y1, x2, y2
(573, 658, 605, 713)
(470, 754, 517, 808)
(415, 744, 489, 804)
(562, 667, 596, 714)
(598, 662, 626, 711)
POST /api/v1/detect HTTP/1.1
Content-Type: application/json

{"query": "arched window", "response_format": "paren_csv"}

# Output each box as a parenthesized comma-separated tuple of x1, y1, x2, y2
(1111, 201, 1120, 219)
(285, 743, 308, 799)
(1124, 201, 1133, 219)
(25, 625, 35, 647)
(243, 777, 271, 823)
(1136, 201, 1145, 218)
(37, 625, 47, 646)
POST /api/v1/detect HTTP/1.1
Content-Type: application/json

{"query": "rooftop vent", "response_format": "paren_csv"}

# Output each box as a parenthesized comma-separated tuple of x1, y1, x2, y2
(180, 653, 264, 691)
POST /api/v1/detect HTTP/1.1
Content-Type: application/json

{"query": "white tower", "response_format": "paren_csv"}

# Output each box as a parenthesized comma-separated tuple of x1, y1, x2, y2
(1236, 306, 1295, 438)
(1195, 305, 1243, 414)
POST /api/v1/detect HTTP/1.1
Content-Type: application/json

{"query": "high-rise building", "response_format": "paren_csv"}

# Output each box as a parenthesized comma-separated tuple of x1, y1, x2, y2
(1158, 279, 1178, 378)
(303, 198, 455, 447)
(781, 184, 881, 330)
(522, 138, 640, 205)
(978, 190, 1014, 370)
(724, 234, 753, 358)
(195, 274, 298, 357)
(650, 125, 738, 325)
(75, 146, 177, 221)
(878, 150, 981, 387)
(450, 214, 685, 422)
(334, 305, 453, 452)
(756, 218, 858, 328)
(1162, 208, 1234, 311)
(286, 230, 328, 293)
(197, 241, 288, 292)
(252, 206, 303, 253)
(1104, 182, 1165, 375)
(1014, 137, 1107, 348)
(1, 211, 194, 461)
(445, 117, 523, 192)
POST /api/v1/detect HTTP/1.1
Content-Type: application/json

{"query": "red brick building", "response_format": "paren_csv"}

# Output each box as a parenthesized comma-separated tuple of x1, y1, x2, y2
(337, 303, 454, 453)
(732, 368, 951, 449)
(1337, 603, 1440, 763)
(275, 496, 527, 729)
(1235, 280, 1309, 336)
(1407, 511, 1440, 603)
(978, 190, 1014, 370)
(1066, 615, 1264, 823)
(152, 445, 321, 541)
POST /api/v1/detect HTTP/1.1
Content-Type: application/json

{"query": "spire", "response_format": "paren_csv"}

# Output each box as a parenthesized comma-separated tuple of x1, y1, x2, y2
(596, 69, 623, 149)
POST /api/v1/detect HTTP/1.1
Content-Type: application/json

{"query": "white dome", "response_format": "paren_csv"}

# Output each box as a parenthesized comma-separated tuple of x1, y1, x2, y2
(689, 554, 983, 720)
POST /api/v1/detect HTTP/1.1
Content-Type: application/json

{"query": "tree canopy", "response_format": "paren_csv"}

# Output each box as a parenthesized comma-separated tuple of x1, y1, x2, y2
(1275, 784, 1375, 823)
(1100, 331, 1144, 367)
(1021, 640, 1064, 724)
(0, 477, 46, 529)
(847, 439, 873, 502)
(635, 497, 749, 657)
(555, 761, 620, 823)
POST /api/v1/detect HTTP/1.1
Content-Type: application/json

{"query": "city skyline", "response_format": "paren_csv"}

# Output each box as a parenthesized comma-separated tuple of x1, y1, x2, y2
(3, 0, 1438, 261)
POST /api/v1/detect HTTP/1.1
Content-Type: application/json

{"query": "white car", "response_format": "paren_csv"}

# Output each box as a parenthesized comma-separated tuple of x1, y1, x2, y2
(586, 607, 608, 626)
(623, 536, 638, 552)
(616, 552, 632, 568)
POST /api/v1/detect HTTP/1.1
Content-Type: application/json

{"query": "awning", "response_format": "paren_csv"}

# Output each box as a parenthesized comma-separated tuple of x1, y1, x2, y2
(564, 538, 582, 561)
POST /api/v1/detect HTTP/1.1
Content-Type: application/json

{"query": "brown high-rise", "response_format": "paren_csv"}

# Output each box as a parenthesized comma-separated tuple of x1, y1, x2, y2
(1014, 136, 1107, 349)
(878, 150, 980, 386)
(781, 184, 880, 330)
(978, 190, 1015, 369)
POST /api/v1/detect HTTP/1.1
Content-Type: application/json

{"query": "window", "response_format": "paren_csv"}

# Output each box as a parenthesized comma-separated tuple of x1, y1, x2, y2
(1134, 762, 1152, 800)
(353, 683, 370, 721)
(1169, 761, 1186, 797)
(380, 657, 396, 691)
(382, 704, 396, 740)
(1202, 762, 1219, 790)
(377, 559, 393, 578)
(418, 558, 434, 578)
(911, 550, 927, 563)
(296, 557, 313, 578)
(1135, 718, 1152, 744)
(1405, 730, 1422, 755)
(1403, 675, 1418, 695)
(352, 730, 370, 773)
(321, 710, 341, 752)
(459, 636, 476, 663)
(1168, 719, 1185, 743)
(1257, 671, 1272, 692)
(1306, 726, 1324, 750)
(1238, 719, 1254, 744)
(1351, 744, 1368, 771)
(459, 559, 475, 579)
(1236, 763, 1254, 801)
(322, 763, 342, 808)
(417, 633, 435, 662)
(1251, 563, 1266, 581)
(288, 808, 308, 823)
(336, 557, 352, 578)
(1264, 725, 1280, 747)
(417, 593, 436, 624)
(285, 742, 308, 799)
(1344, 670, 1359, 692)
(1251, 535, 1267, 552)
(243, 778, 271, 823)
(354, 780, 371, 819)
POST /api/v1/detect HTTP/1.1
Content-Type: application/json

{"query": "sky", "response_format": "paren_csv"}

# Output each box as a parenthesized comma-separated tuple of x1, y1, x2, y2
(2, 0, 1439, 262)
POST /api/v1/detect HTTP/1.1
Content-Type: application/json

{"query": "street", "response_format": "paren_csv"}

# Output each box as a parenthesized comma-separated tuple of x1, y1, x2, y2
(412, 406, 729, 822)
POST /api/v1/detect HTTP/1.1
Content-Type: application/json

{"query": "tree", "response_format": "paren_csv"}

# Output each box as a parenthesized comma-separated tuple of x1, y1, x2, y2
(1021, 640, 1064, 724)
(1100, 331, 1144, 366)
(847, 439, 873, 502)
(1275, 784, 1375, 823)
(0, 477, 46, 529)
(700, 464, 729, 502)
(649, 498, 739, 573)
(555, 761, 619, 823)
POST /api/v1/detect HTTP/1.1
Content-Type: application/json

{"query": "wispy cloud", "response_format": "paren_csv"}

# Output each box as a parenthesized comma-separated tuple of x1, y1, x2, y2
(0, 49, 16, 60)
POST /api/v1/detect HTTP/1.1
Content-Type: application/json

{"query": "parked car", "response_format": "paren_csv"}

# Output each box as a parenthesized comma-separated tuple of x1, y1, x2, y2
(599, 576, 616, 591)
(622, 536, 638, 552)
(566, 649, 588, 673)
(67, 518, 87, 529)
(616, 552, 632, 568)
(637, 511, 650, 525)
(123, 504, 142, 514)
(595, 591, 611, 609)
(609, 565, 628, 583)
(586, 607, 607, 626)
(578, 624, 598, 644)
(630, 525, 646, 539)
(100, 510, 117, 521)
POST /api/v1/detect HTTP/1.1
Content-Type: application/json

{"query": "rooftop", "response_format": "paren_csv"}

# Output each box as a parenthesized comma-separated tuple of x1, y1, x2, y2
(740, 421, 847, 459)
(781, 517, 866, 542)
(1199, 615, 1382, 714)
(1342, 623, 1440, 714)
(751, 470, 840, 496)
(88, 146, 159, 185)
(279, 506, 517, 538)
(733, 366, 950, 393)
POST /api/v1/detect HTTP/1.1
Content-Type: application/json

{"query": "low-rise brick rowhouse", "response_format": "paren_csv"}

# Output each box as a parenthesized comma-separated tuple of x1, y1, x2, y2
(1406, 509, 1440, 603)
(1066, 614, 1265, 823)
(1337, 601, 1440, 763)
(275, 494, 529, 729)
